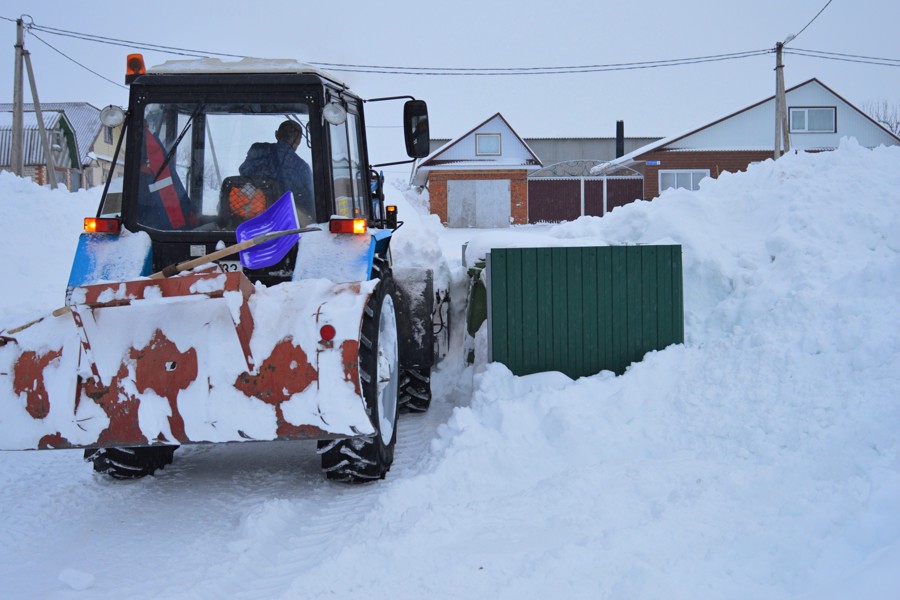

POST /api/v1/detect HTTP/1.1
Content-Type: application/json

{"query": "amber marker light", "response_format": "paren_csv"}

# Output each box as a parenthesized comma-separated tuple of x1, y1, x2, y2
(385, 205, 398, 229)
(84, 217, 121, 234)
(329, 218, 368, 234)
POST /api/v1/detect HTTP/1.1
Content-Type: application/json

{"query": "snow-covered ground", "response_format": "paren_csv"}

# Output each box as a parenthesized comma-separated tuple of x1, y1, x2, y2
(0, 138, 898, 598)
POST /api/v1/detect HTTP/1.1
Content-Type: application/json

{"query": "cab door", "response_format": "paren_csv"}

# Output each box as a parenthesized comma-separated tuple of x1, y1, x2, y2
(327, 103, 369, 219)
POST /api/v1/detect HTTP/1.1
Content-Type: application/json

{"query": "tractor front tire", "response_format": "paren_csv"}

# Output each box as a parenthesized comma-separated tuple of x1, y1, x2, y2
(84, 446, 176, 479)
(319, 272, 400, 482)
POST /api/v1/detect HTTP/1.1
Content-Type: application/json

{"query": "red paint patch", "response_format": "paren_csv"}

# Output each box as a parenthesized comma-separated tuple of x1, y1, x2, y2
(234, 339, 317, 405)
(13, 348, 62, 419)
(82, 366, 148, 447)
(340, 339, 360, 394)
(38, 433, 72, 449)
(131, 330, 197, 443)
(234, 339, 320, 439)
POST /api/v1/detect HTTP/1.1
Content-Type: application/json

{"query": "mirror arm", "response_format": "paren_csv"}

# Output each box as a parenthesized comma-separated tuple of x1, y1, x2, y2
(365, 95, 417, 103)
(371, 158, 417, 168)
(96, 115, 129, 218)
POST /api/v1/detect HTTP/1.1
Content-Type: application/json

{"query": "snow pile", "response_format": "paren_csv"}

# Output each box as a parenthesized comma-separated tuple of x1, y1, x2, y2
(0, 139, 898, 598)
(0, 171, 97, 325)
(294, 140, 900, 598)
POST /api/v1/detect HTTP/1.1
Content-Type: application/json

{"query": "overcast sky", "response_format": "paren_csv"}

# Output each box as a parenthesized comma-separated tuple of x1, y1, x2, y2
(2, 0, 898, 177)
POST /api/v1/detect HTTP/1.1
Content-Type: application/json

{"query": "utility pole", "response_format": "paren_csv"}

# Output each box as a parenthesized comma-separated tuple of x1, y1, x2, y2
(773, 41, 792, 160)
(11, 18, 25, 175)
(9, 16, 58, 188)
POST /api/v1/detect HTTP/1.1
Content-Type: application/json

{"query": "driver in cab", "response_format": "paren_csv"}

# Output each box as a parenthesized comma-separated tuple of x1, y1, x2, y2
(239, 120, 315, 224)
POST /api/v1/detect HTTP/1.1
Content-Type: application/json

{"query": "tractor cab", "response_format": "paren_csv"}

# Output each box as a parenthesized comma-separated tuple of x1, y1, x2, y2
(100, 56, 428, 284)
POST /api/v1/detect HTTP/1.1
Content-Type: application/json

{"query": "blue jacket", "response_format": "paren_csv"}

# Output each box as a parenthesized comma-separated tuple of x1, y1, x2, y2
(239, 140, 315, 222)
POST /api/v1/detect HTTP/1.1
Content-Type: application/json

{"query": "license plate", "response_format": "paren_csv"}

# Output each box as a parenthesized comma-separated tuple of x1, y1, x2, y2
(216, 260, 243, 273)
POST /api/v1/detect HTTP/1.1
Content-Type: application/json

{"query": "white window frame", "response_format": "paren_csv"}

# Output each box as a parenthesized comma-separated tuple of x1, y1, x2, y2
(659, 169, 709, 192)
(789, 106, 836, 133)
(475, 133, 501, 156)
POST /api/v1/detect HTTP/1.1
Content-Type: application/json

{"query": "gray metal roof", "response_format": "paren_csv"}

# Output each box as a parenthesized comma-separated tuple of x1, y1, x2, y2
(0, 111, 70, 166)
(0, 102, 102, 165)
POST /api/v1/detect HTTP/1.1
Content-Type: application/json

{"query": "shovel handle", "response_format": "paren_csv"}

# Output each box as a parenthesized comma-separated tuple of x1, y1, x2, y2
(148, 226, 319, 279)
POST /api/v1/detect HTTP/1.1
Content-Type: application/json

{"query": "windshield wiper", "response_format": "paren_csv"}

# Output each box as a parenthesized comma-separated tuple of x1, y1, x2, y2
(154, 105, 203, 181)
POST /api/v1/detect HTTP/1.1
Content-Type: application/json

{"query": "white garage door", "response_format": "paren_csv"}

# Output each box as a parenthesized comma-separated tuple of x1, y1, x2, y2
(447, 179, 510, 228)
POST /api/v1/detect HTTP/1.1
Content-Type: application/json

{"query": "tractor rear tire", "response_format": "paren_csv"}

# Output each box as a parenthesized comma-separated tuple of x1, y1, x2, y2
(84, 446, 177, 479)
(318, 270, 400, 482)
(399, 367, 432, 413)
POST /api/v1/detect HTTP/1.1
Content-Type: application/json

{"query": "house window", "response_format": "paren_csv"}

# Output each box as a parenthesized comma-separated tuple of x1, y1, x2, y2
(789, 107, 836, 133)
(475, 133, 501, 156)
(104, 125, 114, 144)
(659, 169, 709, 192)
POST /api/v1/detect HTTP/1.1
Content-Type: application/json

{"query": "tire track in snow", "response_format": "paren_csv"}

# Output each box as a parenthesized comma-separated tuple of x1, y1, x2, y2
(0, 356, 470, 599)
(179, 364, 468, 599)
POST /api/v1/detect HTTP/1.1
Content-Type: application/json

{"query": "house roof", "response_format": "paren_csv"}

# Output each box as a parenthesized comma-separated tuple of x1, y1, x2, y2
(592, 78, 900, 174)
(0, 102, 102, 166)
(0, 110, 78, 167)
(413, 113, 542, 186)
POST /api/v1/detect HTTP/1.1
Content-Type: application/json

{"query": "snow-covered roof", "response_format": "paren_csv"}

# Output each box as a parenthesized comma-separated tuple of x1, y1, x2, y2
(413, 113, 542, 186)
(149, 57, 347, 87)
(0, 110, 78, 167)
(592, 78, 900, 175)
(0, 102, 102, 166)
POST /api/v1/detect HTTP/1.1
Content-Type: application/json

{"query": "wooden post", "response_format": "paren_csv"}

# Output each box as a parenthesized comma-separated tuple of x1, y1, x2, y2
(24, 50, 58, 189)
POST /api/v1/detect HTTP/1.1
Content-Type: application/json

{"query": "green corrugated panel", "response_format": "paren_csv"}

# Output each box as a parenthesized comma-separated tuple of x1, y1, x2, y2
(489, 245, 683, 378)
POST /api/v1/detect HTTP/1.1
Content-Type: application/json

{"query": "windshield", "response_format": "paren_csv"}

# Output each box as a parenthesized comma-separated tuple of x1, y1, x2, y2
(135, 101, 315, 232)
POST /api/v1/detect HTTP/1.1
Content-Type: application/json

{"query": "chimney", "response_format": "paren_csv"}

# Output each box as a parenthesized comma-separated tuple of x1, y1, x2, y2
(615, 120, 625, 158)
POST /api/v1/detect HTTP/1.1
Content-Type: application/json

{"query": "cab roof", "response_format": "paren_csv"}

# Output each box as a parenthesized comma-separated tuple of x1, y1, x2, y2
(148, 57, 347, 88)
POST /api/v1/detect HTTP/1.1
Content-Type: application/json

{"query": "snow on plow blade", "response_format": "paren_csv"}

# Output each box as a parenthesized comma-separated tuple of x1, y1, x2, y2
(0, 270, 378, 450)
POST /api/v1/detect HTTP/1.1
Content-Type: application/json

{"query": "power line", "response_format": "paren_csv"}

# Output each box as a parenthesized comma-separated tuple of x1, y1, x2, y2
(789, 47, 900, 64)
(314, 51, 773, 76)
(5, 13, 899, 91)
(28, 31, 128, 89)
(788, 0, 834, 44)
(311, 49, 772, 74)
(26, 21, 245, 59)
(11, 16, 772, 77)
(784, 49, 900, 67)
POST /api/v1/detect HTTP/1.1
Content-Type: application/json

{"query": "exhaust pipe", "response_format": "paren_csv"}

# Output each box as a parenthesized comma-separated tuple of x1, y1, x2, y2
(616, 120, 625, 158)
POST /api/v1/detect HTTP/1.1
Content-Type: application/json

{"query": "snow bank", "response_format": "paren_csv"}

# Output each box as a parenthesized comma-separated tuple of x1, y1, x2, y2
(0, 172, 98, 325)
(0, 139, 897, 598)
(294, 140, 900, 598)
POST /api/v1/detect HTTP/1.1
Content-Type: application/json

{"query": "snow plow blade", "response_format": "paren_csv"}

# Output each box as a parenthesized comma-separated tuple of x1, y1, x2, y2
(0, 270, 378, 450)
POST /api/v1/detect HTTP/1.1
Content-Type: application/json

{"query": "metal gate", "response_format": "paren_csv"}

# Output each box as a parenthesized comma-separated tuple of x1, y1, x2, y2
(448, 179, 510, 228)
(528, 176, 644, 223)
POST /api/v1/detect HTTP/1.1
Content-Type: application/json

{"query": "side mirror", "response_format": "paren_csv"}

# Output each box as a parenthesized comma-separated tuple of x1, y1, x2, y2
(403, 100, 430, 158)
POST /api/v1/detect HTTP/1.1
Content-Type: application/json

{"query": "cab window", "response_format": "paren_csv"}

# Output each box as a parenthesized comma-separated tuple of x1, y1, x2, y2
(329, 111, 367, 218)
(135, 101, 314, 231)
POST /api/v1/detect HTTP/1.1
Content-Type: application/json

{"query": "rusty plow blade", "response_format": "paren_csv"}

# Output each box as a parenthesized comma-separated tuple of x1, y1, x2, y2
(0, 271, 378, 450)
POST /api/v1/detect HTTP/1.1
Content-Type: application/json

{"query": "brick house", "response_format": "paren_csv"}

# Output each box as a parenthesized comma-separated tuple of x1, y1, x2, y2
(595, 78, 900, 199)
(412, 113, 542, 227)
